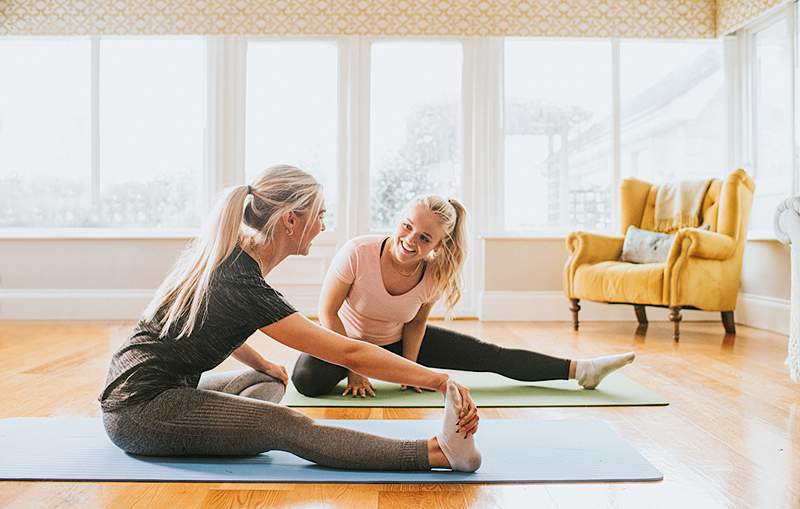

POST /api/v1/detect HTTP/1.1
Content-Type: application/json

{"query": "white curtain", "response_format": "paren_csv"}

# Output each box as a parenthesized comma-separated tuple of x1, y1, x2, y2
(775, 196, 800, 383)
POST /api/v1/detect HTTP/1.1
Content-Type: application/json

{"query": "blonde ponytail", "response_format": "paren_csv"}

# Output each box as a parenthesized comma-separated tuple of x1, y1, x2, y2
(143, 165, 322, 338)
(410, 196, 468, 314)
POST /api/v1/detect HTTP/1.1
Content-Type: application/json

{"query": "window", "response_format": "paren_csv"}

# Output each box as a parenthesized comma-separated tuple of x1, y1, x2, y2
(750, 17, 793, 231)
(245, 41, 338, 228)
(503, 40, 613, 232)
(369, 42, 463, 230)
(0, 38, 206, 229)
(620, 40, 726, 183)
(99, 39, 205, 228)
(0, 39, 92, 227)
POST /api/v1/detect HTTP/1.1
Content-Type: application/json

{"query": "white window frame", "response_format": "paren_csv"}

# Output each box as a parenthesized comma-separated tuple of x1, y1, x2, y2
(493, 37, 619, 236)
(0, 35, 209, 239)
(359, 37, 478, 315)
(238, 36, 344, 247)
(492, 36, 732, 237)
(739, 3, 797, 239)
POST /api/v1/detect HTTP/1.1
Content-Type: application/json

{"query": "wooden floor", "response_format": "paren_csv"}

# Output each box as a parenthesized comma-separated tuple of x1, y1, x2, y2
(0, 319, 797, 508)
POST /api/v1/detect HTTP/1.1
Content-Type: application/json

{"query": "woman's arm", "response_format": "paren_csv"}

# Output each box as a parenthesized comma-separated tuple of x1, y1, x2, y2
(399, 303, 434, 392)
(261, 313, 449, 392)
(263, 313, 479, 436)
(318, 268, 376, 397)
(401, 302, 433, 362)
(317, 271, 350, 336)
(231, 342, 288, 385)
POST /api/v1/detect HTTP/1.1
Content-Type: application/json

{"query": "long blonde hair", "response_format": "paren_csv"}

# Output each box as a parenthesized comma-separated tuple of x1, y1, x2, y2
(407, 195, 467, 313)
(143, 165, 322, 338)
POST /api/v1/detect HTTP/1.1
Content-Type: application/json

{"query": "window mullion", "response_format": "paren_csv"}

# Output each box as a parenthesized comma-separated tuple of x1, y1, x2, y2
(354, 37, 371, 236)
(724, 34, 740, 173)
(207, 36, 246, 206)
(611, 38, 621, 234)
(336, 38, 350, 242)
(487, 37, 504, 233)
(90, 36, 100, 209)
(791, 2, 798, 195)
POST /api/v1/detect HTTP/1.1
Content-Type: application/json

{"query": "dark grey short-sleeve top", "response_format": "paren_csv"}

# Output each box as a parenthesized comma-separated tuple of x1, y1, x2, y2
(99, 247, 296, 412)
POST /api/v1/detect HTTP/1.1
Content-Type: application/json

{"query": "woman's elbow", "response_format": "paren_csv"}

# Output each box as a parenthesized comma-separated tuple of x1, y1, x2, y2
(317, 308, 338, 327)
(338, 339, 367, 372)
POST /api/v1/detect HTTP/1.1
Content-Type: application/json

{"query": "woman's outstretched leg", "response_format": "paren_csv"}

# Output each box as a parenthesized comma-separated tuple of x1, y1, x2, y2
(102, 385, 480, 471)
(416, 325, 571, 381)
(416, 325, 633, 388)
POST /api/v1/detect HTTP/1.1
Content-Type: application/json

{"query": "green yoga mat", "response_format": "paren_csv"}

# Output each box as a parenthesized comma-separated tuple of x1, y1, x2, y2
(283, 371, 668, 407)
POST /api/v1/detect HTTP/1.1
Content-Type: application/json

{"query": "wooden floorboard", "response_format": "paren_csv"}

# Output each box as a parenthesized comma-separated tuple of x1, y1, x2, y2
(0, 319, 797, 508)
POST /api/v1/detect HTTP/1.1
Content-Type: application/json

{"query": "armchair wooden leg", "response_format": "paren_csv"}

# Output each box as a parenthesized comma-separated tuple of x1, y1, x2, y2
(669, 307, 682, 341)
(634, 305, 648, 333)
(721, 311, 736, 335)
(569, 299, 581, 331)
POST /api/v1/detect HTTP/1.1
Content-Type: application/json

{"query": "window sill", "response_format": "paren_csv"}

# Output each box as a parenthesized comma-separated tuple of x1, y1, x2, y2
(0, 228, 343, 243)
(480, 233, 569, 240)
(481, 230, 782, 242)
(0, 228, 201, 240)
(746, 230, 780, 242)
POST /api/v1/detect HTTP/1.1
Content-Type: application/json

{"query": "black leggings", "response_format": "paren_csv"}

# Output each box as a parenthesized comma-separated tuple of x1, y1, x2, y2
(291, 324, 571, 397)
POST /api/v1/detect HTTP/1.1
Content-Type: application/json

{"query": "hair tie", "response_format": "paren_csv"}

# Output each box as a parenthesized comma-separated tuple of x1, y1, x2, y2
(246, 185, 253, 195)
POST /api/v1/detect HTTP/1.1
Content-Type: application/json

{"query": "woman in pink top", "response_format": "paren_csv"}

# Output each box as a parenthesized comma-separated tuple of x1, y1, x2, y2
(292, 196, 635, 398)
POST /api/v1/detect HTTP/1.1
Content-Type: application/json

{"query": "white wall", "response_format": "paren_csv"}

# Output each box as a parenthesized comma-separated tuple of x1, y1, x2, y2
(0, 235, 789, 336)
(0, 236, 336, 319)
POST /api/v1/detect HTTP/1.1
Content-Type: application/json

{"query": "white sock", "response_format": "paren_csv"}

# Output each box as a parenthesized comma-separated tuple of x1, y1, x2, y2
(576, 352, 636, 390)
(435, 380, 482, 472)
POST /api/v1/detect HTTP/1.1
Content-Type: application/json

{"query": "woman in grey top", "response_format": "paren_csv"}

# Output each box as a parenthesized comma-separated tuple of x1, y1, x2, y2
(99, 165, 481, 473)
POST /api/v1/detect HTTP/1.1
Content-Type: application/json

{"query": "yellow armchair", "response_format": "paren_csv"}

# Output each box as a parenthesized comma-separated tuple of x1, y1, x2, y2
(563, 169, 755, 340)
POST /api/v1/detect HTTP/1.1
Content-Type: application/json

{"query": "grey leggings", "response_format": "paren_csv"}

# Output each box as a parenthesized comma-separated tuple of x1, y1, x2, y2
(102, 369, 429, 470)
(293, 324, 572, 396)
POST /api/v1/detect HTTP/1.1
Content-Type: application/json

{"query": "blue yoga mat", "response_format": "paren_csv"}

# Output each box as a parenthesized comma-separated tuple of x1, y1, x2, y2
(0, 417, 662, 483)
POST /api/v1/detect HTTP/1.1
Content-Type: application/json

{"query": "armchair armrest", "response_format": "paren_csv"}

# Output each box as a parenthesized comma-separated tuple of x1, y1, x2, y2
(566, 231, 624, 264)
(564, 231, 624, 298)
(668, 228, 735, 262)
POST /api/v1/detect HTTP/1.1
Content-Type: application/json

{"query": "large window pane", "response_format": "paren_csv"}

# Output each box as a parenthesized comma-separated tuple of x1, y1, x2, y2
(0, 39, 91, 227)
(370, 42, 462, 230)
(504, 40, 612, 232)
(620, 41, 726, 185)
(752, 19, 793, 231)
(99, 39, 205, 228)
(246, 41, 338, 228)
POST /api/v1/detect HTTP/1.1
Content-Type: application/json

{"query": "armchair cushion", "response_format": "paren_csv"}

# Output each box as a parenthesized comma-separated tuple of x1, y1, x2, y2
(622, 224, 712, 264)
(574, 261, 664, 305)
(621, 226, 674, 264)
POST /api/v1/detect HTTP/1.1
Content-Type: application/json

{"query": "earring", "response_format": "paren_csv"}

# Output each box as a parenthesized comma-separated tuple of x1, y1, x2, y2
(286, 228, 293, 237)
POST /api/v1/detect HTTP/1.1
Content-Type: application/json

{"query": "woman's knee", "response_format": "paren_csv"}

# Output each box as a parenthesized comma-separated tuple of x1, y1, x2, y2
(291, 365, 330, 397)
(226, 369, 275, 393)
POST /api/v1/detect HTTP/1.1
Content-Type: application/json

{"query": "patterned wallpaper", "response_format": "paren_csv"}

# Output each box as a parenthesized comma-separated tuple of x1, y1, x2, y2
(717, 0, 792, 35)
(0, 0, 717, 38)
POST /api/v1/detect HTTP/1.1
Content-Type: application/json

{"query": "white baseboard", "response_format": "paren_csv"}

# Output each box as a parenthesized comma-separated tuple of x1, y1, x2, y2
(479, 290, 790, 335)
(1, 288, 789, 336)
(0, 288, 319, 320)
(0, 289, 153, 320)
(736, 293, 790, 335)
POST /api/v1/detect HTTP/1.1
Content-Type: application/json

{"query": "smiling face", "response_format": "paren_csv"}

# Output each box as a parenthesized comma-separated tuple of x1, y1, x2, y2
(390, 203, 446, 264)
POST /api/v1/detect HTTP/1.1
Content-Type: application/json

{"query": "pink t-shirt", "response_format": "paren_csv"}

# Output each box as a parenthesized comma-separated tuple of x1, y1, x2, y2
(328, 235, 439, 346)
